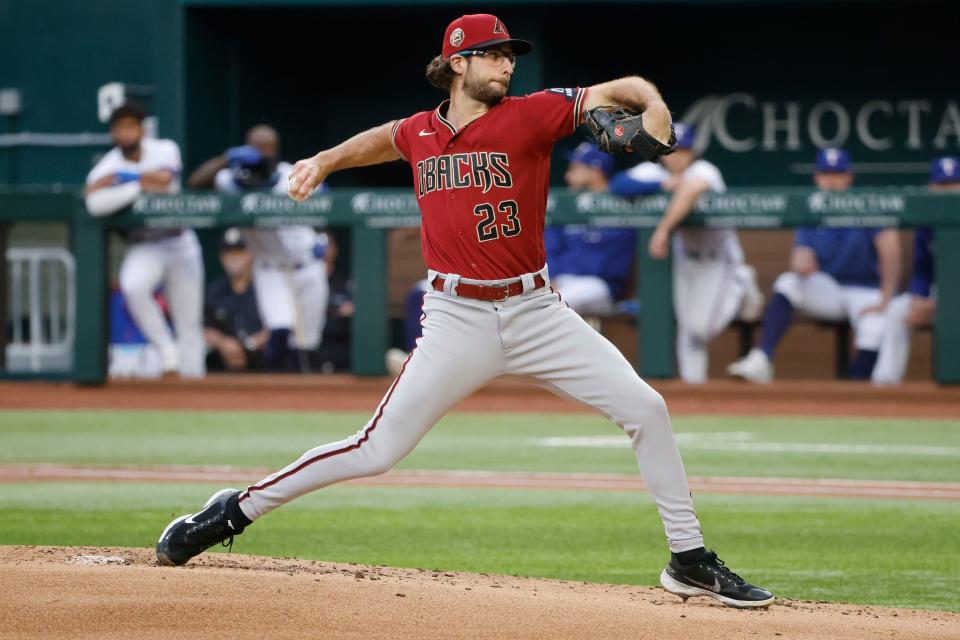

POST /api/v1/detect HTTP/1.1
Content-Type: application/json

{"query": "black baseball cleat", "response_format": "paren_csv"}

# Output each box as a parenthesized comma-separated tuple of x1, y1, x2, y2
(156, 488, 251, 567)
(659, 549, 774, 609)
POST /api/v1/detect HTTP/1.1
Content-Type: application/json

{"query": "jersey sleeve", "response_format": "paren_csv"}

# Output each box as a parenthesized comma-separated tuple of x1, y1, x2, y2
(684, 160, 726, 192)
(158, 140, 183, 175)
(517, 88, 588, 146)
(391, 118, 411, 163)
(794, 228, 816, 248)
(214, 168, 238, 194)
(86, 150, 119, 185)
(609, 162, 668, 197)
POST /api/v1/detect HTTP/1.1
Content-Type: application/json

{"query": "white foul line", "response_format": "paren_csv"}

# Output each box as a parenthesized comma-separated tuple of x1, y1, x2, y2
(534, 435, 960, 456)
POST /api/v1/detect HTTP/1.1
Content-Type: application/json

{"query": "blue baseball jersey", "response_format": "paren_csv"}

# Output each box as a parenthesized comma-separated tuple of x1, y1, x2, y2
(544, 225, 636, 299)
(793, 228, 881, 288)
(908, 228, 934, 297)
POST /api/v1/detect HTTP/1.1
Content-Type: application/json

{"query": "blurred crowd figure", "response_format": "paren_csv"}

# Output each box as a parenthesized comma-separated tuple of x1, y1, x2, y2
(188, 124, 335, 372)
(728, 149, 902, 383)
(87, 103, 952, 384)
(203, 229, 270, 371)
(85, 102, 206, 378)
(872, 157, 959, 385)
(545, 142, 636, 316)
(610, 124, 764, 384)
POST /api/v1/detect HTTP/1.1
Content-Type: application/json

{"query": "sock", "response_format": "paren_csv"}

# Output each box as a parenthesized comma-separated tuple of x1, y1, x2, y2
(673, 547, 707, 565)
(228, 494, 253, 529)
(758, 293, 794, 360)
(847, 349, 878, 379)
(265, 329, 294, 370)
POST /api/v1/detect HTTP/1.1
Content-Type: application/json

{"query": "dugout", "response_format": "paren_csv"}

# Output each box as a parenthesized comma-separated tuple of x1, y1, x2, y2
(1, 0, 959, 382)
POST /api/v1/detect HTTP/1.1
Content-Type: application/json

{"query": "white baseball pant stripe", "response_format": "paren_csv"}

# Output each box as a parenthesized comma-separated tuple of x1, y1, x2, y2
(238, 279, 704, 553)
(119, 231, 205, 377)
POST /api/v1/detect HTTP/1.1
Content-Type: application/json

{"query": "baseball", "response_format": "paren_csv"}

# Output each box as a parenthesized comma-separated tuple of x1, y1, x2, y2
(287, 177, 306, 201)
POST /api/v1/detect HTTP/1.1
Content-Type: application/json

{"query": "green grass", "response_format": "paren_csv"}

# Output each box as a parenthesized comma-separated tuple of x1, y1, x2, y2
(1, 409, 959, 611)
(0, 482, 957, 611)
(2, 410, 959, 481)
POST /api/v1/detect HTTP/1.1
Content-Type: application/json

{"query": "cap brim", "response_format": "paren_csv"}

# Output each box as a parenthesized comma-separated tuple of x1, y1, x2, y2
(466, 38, 533, 55)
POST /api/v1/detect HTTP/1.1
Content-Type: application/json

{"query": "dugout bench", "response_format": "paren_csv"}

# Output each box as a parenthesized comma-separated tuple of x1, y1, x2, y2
(1, 186, 959, 385)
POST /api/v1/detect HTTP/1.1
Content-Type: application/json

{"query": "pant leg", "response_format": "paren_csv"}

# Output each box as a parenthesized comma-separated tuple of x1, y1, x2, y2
(119, 242, 175, 356)
(289, 260, 328, 350)
(253, 262, 294, 331)
(551, 275, 614, 316)
(676, 326, 708, 385)
(774, 271, 847, 320)
(162, 232, 205, 378)
(872, 293, 914, 385)
(842, 286, 885, 351)
(238, 292, 503, 521)
(501, 290, 703, 553)
(673, 254, 742, 383)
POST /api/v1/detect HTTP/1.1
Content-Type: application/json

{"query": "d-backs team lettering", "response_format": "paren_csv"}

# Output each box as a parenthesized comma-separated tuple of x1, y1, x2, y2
(416, 151, 514, 198)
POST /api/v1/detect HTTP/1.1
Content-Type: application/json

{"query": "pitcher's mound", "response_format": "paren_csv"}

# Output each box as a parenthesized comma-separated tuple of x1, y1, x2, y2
(0, 546, 954, 639)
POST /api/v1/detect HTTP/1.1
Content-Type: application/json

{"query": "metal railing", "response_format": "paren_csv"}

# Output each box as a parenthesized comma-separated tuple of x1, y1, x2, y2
(6, 247, 76, 372)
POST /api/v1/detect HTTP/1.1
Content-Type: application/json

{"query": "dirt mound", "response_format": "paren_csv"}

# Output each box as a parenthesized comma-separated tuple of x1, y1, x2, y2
(0, 546, 955, 639)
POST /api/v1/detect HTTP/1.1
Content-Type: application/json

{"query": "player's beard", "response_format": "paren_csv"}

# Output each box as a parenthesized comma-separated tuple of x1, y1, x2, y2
(463, 66, 509, 107)
(119, 141, 141, 159)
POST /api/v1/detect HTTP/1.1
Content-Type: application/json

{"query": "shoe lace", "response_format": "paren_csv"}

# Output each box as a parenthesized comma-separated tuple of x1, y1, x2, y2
(709, 553, 746, 586)
(221, 536, 235, 553)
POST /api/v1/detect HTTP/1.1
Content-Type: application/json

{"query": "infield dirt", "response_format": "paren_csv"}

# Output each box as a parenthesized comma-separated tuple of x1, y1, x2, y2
(1, 546, 957, 640)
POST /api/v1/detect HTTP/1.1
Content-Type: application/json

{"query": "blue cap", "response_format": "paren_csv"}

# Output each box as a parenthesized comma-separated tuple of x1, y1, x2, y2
(815, 148, 851, 173)
(567, 142, 615, 177)
(673, 122, 695, 150)
(930, 157, 960, 184)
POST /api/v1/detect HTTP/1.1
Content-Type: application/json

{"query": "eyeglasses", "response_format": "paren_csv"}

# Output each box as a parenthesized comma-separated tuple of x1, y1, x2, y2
(457, 49, 516, 65)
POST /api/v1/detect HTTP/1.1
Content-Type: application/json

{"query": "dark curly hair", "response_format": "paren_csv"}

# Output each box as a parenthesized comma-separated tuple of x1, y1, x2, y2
(425, 55, 456, 91)
(109, 102, 147, 126)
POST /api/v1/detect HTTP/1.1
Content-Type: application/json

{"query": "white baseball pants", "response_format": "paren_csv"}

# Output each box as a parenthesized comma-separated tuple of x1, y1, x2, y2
(253, 260, 328, 350)
(238, 273, 704, 553)
(772, 271, 885, 350)
(119, 231, 205, 378)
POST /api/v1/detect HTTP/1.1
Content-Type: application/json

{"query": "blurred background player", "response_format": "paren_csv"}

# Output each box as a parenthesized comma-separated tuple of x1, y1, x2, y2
(728, 149, 902, 383)
(545, 142, 636, 316)
(188, 125, 335, 371)
(204, 228, 270, 371)
(610, 124, 764, 384)
(84, 102, 205, 378)
(872, 157, 960, 385)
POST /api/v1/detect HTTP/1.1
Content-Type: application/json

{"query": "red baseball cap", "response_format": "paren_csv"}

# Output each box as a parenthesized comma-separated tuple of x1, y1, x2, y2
(441, 14, 533, 59)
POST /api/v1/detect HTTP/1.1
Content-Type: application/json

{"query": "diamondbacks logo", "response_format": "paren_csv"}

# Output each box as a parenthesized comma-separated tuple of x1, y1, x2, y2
(449, 28, 464, 47)
(493, 18, 505, 35)
(547, 87, 576, 102)
(614, 125, 624, 137)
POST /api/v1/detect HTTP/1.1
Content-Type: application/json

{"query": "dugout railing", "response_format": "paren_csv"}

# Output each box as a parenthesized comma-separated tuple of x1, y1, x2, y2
(1, 186, 958, 384)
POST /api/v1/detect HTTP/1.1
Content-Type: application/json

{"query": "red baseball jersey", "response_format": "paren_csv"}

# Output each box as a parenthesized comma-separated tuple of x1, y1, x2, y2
(392, 87, 588, 280)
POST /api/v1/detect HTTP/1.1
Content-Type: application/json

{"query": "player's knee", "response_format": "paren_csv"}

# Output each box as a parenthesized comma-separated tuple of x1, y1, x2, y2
(360, 453, 396, 477)
(771, 271, 800, 302)
(120, 279, 152, 301)
(635, 387, 670, 429)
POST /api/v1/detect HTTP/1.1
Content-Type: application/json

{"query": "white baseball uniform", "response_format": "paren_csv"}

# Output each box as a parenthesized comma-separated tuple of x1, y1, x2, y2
(626, 160, 758, 384)
(85, 138, 205, 377)
(215, 162, 330, 350)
